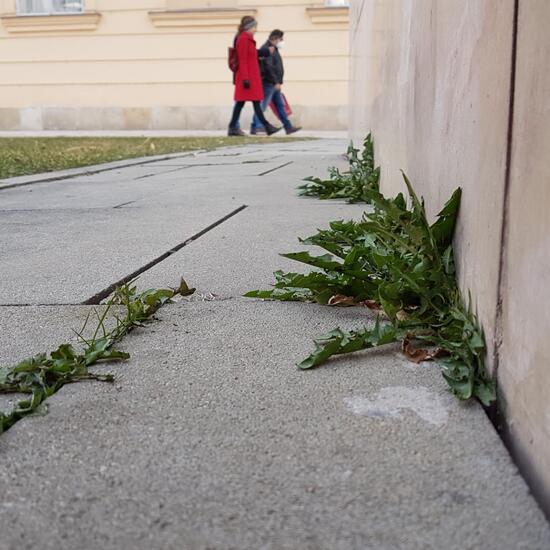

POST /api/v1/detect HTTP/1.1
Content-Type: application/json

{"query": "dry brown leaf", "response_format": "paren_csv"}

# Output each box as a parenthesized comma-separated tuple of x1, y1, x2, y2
(328, 294, 357, 306)
(401, 336, 449, 364)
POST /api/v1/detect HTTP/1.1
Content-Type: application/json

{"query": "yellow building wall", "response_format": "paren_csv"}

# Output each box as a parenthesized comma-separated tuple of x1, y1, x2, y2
(0, 0, 349, 130)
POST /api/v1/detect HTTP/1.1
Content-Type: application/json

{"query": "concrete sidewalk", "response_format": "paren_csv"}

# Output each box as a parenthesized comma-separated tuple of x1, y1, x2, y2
(0, 140, 548, 549)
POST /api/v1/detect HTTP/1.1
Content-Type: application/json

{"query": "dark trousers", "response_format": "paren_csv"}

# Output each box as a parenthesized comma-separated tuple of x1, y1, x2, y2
(252, 85, 292, 130)
(229, 101, 270, 130)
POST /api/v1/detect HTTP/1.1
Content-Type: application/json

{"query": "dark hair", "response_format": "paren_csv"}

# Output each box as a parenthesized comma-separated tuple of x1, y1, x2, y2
(238, 16, 256, 33)
(269, 29, 284, 40)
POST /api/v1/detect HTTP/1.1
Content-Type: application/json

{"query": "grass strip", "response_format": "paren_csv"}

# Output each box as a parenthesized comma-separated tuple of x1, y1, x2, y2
(0, 136, 308, 179)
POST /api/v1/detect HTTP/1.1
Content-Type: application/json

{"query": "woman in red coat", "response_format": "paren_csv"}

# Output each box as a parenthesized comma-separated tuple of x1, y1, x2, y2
(228, 16, 281, 136)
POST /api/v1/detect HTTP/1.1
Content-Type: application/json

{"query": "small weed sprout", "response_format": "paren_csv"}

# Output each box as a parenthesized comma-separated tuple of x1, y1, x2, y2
(0, 279, 194, 433)
(298, 134, 380, 203)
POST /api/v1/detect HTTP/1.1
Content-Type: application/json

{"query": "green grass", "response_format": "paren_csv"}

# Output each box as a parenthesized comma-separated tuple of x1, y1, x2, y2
(0, 136, 308, 179)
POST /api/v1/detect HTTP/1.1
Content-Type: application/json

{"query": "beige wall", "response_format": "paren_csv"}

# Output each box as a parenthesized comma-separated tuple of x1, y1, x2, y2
(498, 0, 550, 512)
(350, 0, 550, 512)
(0, 0, 349, 130)
(349, 0, 513, 357)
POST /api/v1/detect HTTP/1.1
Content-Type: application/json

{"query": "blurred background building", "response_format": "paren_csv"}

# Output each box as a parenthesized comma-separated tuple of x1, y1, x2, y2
(0, 0, 349, 130)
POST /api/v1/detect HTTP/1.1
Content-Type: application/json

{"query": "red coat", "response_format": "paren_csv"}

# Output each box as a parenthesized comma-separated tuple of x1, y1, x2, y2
(234, 31, 264, 102)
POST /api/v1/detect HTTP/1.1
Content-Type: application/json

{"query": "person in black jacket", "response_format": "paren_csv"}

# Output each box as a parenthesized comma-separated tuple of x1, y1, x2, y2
(250, 29, 301, 135)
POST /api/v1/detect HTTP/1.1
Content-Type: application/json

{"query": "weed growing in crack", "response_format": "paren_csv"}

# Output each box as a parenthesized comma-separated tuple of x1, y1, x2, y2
(247, 139, 495, 405)
(0, 279, 194, 433)
(297, 133, 380, 203)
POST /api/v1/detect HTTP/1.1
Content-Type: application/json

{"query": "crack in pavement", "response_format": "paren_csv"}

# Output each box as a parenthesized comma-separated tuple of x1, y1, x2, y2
(82, 204, 248, 305)
(257, 161, 294, 176)
(133, 165, 193, 180)
(113, 200, 136, 209)
(204, 148, 264, 157)
(152, 156, 282, 168)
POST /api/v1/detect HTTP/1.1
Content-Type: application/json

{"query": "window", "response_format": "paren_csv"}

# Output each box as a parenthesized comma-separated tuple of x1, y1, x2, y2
(16, 0, 84, 15)
(325, 0, 349, 6)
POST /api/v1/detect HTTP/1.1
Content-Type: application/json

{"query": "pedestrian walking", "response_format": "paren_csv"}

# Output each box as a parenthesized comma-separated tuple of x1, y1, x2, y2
(251, 29, 302, 135)
(228, 16, 281, 137)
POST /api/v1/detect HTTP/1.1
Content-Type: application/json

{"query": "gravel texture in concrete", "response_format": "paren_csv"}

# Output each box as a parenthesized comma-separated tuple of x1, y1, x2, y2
(1, 301, 549, 550)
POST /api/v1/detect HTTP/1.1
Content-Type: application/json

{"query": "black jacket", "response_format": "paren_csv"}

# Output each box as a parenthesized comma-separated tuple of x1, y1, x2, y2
(260, 41, 284, 85)
(231, 35, 272, 85)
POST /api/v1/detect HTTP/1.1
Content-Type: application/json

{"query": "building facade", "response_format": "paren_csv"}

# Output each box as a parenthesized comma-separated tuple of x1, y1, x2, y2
(0, 0, 349, 130)
(350, 0, 550, 513)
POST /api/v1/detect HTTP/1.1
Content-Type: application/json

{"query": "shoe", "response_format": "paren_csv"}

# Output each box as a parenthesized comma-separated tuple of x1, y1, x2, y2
(250, 127, 267, 135)
(285, 126, 302, 135)
(228, 128, 246, 137)
(264, 123, 282, 136)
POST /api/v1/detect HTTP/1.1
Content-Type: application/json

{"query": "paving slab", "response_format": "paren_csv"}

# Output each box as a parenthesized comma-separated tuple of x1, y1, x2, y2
(136, 202, 367, 297)
(0, 203, 242, 304)
(0, 305, 114, 414)
(0, 306, 96, 364)
(0, 169, 190, 211)
(0, 300, 548, 550)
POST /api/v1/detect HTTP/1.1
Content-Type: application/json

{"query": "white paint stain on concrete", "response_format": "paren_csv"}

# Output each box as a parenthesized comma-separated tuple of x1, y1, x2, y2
(344, 386, 449, 427)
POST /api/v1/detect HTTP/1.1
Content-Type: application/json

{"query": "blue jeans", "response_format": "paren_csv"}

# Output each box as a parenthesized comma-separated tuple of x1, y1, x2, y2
(250, 84, 291, 130)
